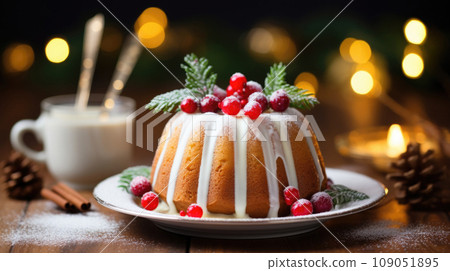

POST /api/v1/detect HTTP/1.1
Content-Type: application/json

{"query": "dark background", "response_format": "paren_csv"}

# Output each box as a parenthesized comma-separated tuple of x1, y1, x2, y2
(1, 0, 449, 92)
(0, 0, 448, 154)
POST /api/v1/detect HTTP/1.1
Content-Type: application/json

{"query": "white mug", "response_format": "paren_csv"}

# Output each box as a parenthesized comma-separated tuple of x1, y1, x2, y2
(10, 94, 135, 189)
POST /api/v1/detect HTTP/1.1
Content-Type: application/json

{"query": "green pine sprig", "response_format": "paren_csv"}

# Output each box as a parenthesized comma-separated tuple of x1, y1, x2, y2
(324, 184, 369, 206)
(264, 63, 319, 111)
(146, 88, 193, 113)
(146, 54, 218, 113)
(118, 166, 152, 193)
(181, 53, 217, 96)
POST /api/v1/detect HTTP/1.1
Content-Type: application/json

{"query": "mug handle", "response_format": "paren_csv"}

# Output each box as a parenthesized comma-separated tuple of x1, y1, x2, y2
(10, 119, 46, 163)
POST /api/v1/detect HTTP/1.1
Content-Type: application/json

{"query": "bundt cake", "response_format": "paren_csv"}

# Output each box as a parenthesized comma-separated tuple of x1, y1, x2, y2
(150, 108, 326, 218)
(145, 54, 326, 218)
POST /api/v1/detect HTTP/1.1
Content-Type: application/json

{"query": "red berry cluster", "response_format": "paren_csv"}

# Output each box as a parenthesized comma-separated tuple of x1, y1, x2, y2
(180, 73, 291, 118)
(179, 204, 203, 218)
(283, 184, 333, 216)
(129, 176, 160, 211)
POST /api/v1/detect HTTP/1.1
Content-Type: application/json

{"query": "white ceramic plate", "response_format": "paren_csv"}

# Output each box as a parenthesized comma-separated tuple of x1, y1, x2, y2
(94, 168, 387, 239)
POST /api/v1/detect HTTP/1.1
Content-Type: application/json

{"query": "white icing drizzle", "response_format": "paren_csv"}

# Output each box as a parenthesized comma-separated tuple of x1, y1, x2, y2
(285, 108, 325, 189)
(151, 113, 181, 187)
(259, 118, 280, 218)
(233, 117, 248, 218)
(166, 113, 193, 214)
(196, 114, 222, 216)
(271, 112, 299, 189)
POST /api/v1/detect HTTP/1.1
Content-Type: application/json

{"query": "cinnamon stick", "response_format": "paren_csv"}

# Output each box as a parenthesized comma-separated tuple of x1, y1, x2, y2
(52, 185, 89, 211)
(41, 188, 72, 210)
(54, 182, 91, 210)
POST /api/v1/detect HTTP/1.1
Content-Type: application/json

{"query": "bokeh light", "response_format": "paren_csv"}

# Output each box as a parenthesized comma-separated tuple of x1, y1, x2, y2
(2, 43, 34, 72)
(402, 53, 424, 78)
(135, 7, 168, 32)
(404, 19, 427, 45)
(339, 37, 356, 62)
(248, 27, 274, 54)
(45, 38, 70, 63)
(349, 40, 372, 63)
(272, 34, 296, 62)
(295, 72, 318, 95)
(351, 70, 374, 95)
(247, 26, 296, 62)
(135, 7, 167, 49)
(137, 22, 165, 48)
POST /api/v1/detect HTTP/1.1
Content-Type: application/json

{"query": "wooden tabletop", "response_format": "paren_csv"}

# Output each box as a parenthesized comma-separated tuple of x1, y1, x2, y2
(0, 87, 449, 253)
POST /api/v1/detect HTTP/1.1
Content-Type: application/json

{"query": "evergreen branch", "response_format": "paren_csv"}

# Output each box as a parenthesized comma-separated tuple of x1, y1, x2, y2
(325, 184, 369, 206)
(118, 166, 152, 193)
(285, 86, 319, 111)
(146, 89, 194, 113)
(264, 63, 319, 110)
(264, 63, 287, 95)
(181, 53, 217, 96)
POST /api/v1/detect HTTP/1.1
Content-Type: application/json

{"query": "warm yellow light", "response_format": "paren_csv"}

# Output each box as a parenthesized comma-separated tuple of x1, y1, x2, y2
(404, 19, 427, 45)
(339, 37, 356, 62)
(113, 80, 124, 90)
(137, 22, 165, 48)
(272, 34, 296, 62)
(402, 53, 424, 78)
(295, 72, 318, 95)
(349, 40, 372, 64)
(104, 98, 115, 109)
(45, 38, 69, 63)
(2, 43, 34, 72)
(351, 70, 374, 95)
(248, 27, 274, 54)
(387, 124, 407, 157)
(134, 7, 168, 33)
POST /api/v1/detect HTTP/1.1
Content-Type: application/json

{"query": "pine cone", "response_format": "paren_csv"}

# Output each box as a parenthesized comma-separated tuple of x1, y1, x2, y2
(386, 143, 446, 206)
(0, 151, 43, 199)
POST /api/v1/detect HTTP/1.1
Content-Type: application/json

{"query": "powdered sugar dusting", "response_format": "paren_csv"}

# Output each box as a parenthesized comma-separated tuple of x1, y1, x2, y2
(2, 208, 146, 247)
(340, 220, 450, 251)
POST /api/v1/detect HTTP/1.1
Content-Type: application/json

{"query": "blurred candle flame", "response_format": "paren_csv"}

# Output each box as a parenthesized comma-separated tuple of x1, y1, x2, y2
(387, 124, 407, 157)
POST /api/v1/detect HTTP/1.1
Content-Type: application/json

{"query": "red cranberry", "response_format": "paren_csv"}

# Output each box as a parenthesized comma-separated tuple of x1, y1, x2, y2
(310, 192, 333, 213)
(326, 178, 334, 189)
(229, 72, 247, 90)
(221, 96, 241, 116)
(186, 204, 203, 218)
(200, 95, 220, 113)
(243, 81, 262, 97)
(226, 85, 234, 96)
(180, 97, 198, 113)
(130, 176, 152, 197)
(243, 101, 262, 120)
(179, 210, 186, 217)
(270, 89, 290, 112)
(248, 92, 268, 111)
(283, 186, 300, 206)
(240, 98, 248, 108)
(141, 192, 159, 211)
(291, 199, 313, 216)
(213, 86, 227, 101)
